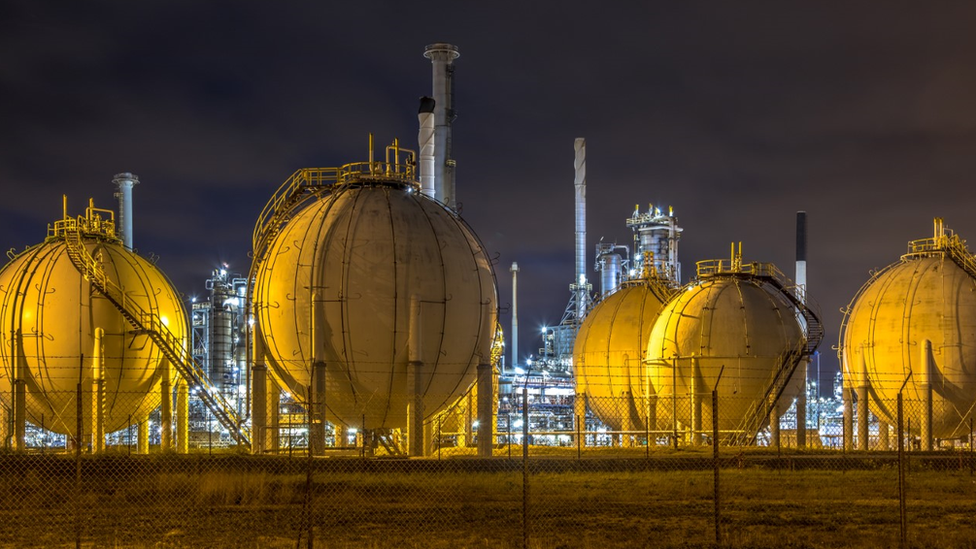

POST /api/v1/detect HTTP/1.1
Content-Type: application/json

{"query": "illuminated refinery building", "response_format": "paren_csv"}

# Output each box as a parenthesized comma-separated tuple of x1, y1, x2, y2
(189, 268, 249, 441)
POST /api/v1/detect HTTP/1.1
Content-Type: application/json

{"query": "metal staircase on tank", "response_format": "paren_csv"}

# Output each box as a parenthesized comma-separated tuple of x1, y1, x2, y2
(695, 260, 824, 446)
(61, 226, 251, 446)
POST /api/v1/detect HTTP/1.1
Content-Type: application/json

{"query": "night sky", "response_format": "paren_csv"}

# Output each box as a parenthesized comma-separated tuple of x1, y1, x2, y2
(4, 2, 976, 392)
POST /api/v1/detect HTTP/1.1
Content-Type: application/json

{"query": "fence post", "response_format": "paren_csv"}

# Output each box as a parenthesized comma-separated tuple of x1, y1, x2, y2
(970, 417, 974, 476)
(713, 388, 721, 546)
(897, 391, 907, 549)
(522, 386, 529, 549)
(76, 378, 83, 549)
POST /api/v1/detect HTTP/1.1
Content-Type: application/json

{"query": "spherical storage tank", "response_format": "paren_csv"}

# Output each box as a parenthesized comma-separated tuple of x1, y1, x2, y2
(574, 278, 674, 431)
(841, 219, 976, 439)
(254, 161, 497, 430)
(645, 256, 804, 434)
(0, 202, 187, 437)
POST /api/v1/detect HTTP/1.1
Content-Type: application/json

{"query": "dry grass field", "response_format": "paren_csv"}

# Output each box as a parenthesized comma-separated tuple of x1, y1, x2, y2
(0, 451, 974, 548)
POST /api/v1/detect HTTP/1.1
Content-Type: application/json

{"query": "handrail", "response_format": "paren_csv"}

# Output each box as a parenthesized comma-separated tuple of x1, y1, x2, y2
(60, 228, 250, 446)
(251, 160, 421, 263)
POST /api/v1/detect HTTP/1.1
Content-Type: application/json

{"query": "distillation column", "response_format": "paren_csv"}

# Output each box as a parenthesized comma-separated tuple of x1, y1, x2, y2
(574, 137, 588, 321)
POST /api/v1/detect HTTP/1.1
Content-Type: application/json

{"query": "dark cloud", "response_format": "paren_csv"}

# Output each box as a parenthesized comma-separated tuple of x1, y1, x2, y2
(3, 1, 976, 386)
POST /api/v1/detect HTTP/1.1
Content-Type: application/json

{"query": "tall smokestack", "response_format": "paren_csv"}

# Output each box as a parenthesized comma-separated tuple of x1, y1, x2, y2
(574, 138, 587, 321)
(510, 262, 520, 372)
(113, 172, 139, 250)
(424, 43, 459, 210)
(417, 96, 436, 199)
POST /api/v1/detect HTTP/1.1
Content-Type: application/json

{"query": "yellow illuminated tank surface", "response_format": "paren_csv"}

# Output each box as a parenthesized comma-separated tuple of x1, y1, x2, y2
(841, 234, 976, 438)
(0, 227, 187, 436)
(574, 281, 671, 431)
(254, 183, 497, 430)
(645, 273, 802, 432)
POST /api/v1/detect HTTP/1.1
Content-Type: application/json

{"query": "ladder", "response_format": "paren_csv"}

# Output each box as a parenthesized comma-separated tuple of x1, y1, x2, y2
(62, 228, 250, 446)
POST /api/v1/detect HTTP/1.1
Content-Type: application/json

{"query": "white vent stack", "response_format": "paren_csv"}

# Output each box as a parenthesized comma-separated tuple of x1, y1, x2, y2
(418, 96, 436, 199)
(113, 172, 139, 250)
(574, 137, 587, 321)
(796, 211, 807, 298)
(424, 43, 459, 210)
(510, 261, 520, 372)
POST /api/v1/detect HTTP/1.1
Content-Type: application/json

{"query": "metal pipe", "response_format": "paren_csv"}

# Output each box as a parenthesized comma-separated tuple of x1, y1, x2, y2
(112, 172, 139, 250)
(424, 43, 460, 210)
(418, 97, 436, 199)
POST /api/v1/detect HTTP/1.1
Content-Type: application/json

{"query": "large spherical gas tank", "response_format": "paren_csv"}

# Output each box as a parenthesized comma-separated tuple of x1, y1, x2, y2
(0, 236, 187, 436)
(254, 182, 497, 430)
(841, 252, 976, 438)
(645, 274, 803, 432)
(574, 281, 671, 431)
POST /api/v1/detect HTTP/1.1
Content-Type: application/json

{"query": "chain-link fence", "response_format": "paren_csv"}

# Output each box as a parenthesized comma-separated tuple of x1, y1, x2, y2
(2, 388, 976, 548)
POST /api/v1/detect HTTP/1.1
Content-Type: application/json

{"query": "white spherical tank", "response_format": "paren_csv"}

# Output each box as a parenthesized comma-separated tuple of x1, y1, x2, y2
(645, 260, 804, 434)
(840, 220, 976, 439)
(253, 171, 497, 430)
(0, 207, 186, 437)
(573, 280, 672, 431)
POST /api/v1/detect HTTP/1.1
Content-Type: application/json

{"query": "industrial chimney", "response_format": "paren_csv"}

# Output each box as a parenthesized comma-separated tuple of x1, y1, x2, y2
(423, 43, 459, 210)
(113, 172, 139, 250)
(574, 138, 587, 322)
(418, 96, 436, 199)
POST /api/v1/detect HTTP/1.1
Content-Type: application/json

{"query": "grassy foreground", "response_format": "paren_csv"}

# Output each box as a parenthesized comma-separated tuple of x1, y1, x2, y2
(0, 453, 973, 548)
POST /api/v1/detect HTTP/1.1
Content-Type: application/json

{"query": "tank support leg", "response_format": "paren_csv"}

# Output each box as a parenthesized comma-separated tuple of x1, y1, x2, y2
(575, 392, 587, 449)
(160, 360, 172, 452)
(843, 387, 854, 451)
(921, 340, 934, 451)
(621, 391, 633, 448)
(176, 380, 189, 454)
(311, 363, 327, 456)
(91, 328, 105, 453)
(252, 364, 268, 453)
(137, 418, 149, 454)
(796, 360, 807, 449)
(407, 361, 425, 456)
(477, 363, 494, 458)
(878, 420, 890, 450)
(692, 357, 703, 446)
(13, 329, 26, 452)
(769, 402, 780, 449)
(268, 381, 280, 453)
